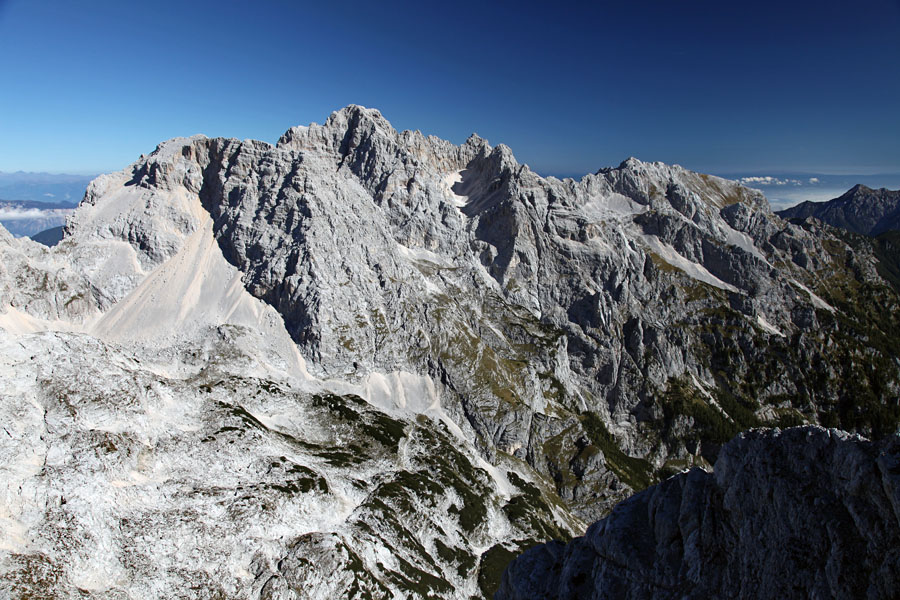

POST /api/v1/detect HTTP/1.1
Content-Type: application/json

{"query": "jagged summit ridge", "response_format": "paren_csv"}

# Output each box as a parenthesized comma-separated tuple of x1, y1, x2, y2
(1, 106, 900, 598)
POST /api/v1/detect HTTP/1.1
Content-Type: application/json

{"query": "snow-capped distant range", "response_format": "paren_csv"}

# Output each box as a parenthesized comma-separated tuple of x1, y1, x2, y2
(716, 171, 900, 211)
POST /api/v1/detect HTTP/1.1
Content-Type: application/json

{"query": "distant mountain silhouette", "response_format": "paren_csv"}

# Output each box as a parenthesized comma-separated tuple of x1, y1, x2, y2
(30, 225, 65, 247)
(777, 184, 900, 235)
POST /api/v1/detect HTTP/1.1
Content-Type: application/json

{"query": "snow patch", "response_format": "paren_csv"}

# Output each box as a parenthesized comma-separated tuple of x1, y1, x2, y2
(689, 374, 716, 403)
(473, 456, 514, 500)
(790, 279, 836, 312)
(756, 314, 785, 337)
(580, 192, 646, 222)
(442, 170, 467, 207)
(355, 370, 441, 416)
(641, 234, 740, 293)
(689, 374, 729, 418)
(395, 242, 455, 269)
(721, 224, 768, 263)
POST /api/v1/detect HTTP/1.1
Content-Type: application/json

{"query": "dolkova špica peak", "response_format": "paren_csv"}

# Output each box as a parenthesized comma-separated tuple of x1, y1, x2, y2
(1, 106, 898, 598)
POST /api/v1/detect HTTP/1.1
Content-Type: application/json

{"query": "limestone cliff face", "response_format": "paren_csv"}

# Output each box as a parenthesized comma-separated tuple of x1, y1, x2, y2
(497, 427, 900, 600)
(1, 106, 899, 598)
(120, 106, 898, 512)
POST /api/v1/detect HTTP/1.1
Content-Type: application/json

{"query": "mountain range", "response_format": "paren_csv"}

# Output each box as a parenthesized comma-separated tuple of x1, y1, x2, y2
(0, 106, 898, 598)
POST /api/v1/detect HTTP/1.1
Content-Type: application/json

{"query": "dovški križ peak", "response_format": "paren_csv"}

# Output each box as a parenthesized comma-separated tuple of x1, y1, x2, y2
(0, 105, 898, 598)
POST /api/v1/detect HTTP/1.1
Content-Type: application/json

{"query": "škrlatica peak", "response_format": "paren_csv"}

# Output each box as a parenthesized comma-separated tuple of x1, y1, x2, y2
(1, 106, 898, 598)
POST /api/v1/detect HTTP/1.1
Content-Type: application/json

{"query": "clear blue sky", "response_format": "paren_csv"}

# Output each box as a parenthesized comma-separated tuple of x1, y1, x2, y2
(1, 0, 898, 177)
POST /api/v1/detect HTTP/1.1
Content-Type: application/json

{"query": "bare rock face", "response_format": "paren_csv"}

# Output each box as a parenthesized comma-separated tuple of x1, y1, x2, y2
(496, 427, 900, 600)
(1, 106, 900, 598)
(162, 106, 899, 506)
(0, 223, 97, 325)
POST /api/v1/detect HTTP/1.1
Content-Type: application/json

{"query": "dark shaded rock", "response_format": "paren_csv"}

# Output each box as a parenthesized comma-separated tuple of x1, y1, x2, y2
(497, 427, 900, 600)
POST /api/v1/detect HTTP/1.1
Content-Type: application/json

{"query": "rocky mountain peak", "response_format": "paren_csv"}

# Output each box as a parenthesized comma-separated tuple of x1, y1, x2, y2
(777, 183, 900, 236)
(848, 183, 873, 194)
(465, 132, 489, 148)
(2, 107, 900, 599)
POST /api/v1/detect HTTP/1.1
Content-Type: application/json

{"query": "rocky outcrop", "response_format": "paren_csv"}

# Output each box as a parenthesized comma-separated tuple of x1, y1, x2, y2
(777, 184, 900, 236)
(496, 427, 900, 600)
(0, 222, 97, 326)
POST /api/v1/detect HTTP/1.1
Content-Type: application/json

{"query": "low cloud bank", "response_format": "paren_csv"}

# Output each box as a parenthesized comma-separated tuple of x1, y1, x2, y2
(0, 207, 73, 220)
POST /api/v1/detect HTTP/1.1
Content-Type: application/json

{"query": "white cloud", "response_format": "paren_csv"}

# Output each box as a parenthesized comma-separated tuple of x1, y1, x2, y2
(737, 176, 803, 187)
(43, 192, 55, 197)
(0, 207, 72, 220)
(808, 177, 820, 184)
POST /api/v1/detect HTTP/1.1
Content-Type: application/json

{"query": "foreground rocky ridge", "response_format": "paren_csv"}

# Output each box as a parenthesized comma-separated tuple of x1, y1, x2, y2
(497, 427, 900, 599)
(0, 329, 576, 599)
(1, 106, 899, 598)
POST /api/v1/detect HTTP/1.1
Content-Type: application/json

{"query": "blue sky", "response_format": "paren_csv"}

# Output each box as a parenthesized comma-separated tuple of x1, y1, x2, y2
(1, 0, 898, 179)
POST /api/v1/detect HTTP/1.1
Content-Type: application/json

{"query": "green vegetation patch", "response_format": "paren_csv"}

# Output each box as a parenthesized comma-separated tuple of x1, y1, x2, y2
(502, 471, 570, 542)
(311, 393, 365, 421)
(384, 552, 454, 598)
(580, 412, 653, 491)
(314, 445, 368, 468)
(424, 289, 567, 417)
(308, 392, 407, 459)
(268, 458, 329, 494)
(360, 412, 407, 452)
(810, 236, 900, 437)
(660, 378, 741, 446)
(872, 230, 900, 292)
(771, 408, 807, 429)
(434, 538, 477, 580)
(647, 250, 681, 274)
(709, 376, 762, 430)
(374, 469, 444, 512)
(410, 426, 491, 534)
(477, 544, 521, 599)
